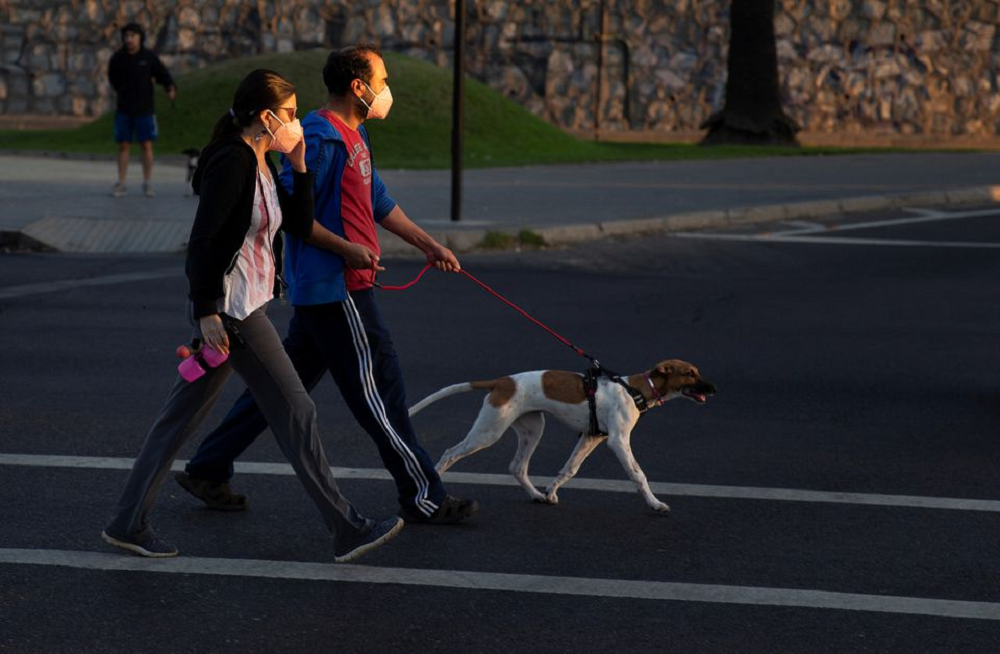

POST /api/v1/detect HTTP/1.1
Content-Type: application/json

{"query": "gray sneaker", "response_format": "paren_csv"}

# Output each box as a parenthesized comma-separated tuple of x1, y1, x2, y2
(143, 182, 155, 198)
(110, 182, 127, 197)
(101, 529, 178, 558)
(333, 516, 403, 563)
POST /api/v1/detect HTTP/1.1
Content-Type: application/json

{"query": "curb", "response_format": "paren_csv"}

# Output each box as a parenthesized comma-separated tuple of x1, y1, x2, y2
(378, 185, 1000, 254)
(9, 185, 1000, 256)
(0, 230, 55, 253)
(0, 148, 189, 166)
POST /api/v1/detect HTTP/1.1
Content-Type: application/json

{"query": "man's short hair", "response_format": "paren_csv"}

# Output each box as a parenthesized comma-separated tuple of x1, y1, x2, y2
(323, 44, 382, 96)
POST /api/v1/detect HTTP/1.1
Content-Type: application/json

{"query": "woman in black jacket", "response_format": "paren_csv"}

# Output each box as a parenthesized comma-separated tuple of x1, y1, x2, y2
(102, 69, 402, 563)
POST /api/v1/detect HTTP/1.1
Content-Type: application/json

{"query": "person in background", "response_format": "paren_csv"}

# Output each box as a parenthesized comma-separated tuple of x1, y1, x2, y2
(107, 22, 176, 198)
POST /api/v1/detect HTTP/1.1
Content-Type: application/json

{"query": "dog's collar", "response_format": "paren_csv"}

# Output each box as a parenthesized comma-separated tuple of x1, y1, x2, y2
(644, 372, 667, 408)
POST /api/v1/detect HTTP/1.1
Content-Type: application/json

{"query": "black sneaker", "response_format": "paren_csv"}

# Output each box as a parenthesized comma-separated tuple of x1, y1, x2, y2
(175, 472, 248, 511)
(333, 516, 404, 563)
(400, 495, 479, 524)
(101, 529, 179, 558)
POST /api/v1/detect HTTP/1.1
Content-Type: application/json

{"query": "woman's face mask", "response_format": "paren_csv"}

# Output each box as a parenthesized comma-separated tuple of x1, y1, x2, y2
(359, 81, 393, 120)
(264, 110, 303, 153)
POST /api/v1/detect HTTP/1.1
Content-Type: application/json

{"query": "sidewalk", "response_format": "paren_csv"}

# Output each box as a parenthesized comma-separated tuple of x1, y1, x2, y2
(1, 151, 999, 254)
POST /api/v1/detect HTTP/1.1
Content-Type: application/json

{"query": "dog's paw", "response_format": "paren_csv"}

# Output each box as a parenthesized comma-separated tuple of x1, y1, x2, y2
(526, 489, 548, 503)
(650, 502, 671, 513)
(542, 492, 559, 505)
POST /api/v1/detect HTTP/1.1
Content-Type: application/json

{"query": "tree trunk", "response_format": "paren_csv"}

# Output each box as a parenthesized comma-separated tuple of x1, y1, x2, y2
(700, 0, 800, 146)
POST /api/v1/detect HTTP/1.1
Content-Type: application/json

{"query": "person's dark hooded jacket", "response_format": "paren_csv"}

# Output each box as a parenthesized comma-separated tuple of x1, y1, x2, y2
(107, 28, 175, 116)
(186, 136, 314, 318)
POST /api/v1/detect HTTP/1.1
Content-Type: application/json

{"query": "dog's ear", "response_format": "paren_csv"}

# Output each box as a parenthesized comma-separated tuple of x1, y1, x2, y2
(656, 365, 673, 377)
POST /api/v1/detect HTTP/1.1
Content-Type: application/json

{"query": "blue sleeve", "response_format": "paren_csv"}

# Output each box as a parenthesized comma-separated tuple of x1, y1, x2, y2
(372, 165, 396, 223)
(278, 153, 294, 195)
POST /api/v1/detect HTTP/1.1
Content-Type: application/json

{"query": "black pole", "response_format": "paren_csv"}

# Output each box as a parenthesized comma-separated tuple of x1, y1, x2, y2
(451, 0, 465, 222)
(594, 0, 606, 140)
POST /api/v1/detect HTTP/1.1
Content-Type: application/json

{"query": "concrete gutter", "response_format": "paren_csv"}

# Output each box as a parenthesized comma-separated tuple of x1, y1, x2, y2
(379, 185, 1000, 255)
(7, 185, 999, 255)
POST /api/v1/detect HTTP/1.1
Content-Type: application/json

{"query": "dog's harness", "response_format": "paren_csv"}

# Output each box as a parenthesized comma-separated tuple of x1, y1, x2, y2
(582, 364, 652, 436)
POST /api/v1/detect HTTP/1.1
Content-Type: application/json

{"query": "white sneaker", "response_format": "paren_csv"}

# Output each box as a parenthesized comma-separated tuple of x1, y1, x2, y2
(110, 182, 127, 197)
(143, 182, 155, 198)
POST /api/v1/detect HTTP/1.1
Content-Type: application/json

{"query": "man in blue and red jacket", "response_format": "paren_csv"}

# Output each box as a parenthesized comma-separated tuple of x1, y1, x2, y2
(177, 44, 478, 525)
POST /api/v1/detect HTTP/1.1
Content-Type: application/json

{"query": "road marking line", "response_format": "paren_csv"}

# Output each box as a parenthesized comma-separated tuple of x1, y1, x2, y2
(466, 181, 945, 191)
(0, 268, 179, 300)
(767, 206, 1000, 237)
(675, 233, 1000, 249)
(781, 220, 827, 231)
(901, 208, 948, 217)
(3, 454, 999, 513)
(2, 548, 998, 620)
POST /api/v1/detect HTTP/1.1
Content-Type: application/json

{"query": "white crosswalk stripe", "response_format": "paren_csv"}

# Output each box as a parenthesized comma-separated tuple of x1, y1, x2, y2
(2, 453, 999, 513)
(3, 548, 999, 621)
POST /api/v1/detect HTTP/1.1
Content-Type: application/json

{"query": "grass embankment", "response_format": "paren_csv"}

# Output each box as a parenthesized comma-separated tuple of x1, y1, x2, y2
(1, 49, 885, 169)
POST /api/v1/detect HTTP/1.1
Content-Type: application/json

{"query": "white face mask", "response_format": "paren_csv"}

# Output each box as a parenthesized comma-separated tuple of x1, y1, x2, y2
(359, 81, 393, 120)
(264, 110, 303, 153)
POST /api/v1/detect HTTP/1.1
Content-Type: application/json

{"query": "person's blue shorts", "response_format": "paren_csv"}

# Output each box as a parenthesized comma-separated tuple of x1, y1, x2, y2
(114, 113, 158, 143)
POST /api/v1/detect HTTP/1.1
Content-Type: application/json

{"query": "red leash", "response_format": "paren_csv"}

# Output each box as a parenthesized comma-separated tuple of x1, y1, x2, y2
(377, 263, 593, 361)
(379, 263, 655, 413)
(375, 263, 434, 291)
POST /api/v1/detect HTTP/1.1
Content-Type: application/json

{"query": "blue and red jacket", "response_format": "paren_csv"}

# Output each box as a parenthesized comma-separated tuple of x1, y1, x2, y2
(279, 110, 397, 306)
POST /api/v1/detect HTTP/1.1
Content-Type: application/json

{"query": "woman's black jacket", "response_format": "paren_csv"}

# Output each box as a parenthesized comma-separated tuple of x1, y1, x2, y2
(186, 136, 314, 319)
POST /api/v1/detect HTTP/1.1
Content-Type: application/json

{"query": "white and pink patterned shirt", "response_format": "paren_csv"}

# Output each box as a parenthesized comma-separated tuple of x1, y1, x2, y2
(219, 171, 283, 319)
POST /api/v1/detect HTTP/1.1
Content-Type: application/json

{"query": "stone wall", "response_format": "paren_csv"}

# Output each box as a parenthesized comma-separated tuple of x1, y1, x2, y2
(1, 0, 998, 138)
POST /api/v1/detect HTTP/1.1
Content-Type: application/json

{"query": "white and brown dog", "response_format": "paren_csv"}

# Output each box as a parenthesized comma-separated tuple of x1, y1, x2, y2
(409, 359, 716, 513)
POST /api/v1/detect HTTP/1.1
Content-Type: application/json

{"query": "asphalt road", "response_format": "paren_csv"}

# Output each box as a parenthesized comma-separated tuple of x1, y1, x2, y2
(2, 205, 999, 653)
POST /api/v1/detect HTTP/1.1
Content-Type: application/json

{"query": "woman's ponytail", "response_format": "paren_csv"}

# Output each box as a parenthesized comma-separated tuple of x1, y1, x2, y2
(208, 110, 242, 145)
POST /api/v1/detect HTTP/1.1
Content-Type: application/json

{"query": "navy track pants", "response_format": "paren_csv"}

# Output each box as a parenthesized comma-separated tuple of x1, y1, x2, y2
(185, 290, 445, 516)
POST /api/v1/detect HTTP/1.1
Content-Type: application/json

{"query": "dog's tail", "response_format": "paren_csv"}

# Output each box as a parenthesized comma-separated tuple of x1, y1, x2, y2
(408, 383, 475, 416)
(409, 379, 507, 416)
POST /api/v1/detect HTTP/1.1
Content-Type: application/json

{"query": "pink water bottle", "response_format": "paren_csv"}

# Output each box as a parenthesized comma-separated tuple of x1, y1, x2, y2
(176, 340, 229, 382)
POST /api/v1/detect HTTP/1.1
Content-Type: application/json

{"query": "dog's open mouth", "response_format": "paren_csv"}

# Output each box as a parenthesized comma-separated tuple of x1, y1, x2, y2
(682, 388, 708, 403)
(681, 381, 716, 404)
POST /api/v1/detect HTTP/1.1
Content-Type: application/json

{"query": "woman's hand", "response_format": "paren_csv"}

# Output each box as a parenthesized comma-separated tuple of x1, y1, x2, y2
(287, 135, 307, 173)
(199, 314, 230, 356)
(343, 242, 385, 272)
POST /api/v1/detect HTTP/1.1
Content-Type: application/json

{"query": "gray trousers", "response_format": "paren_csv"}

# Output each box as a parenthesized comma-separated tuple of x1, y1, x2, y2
(105, 305, 367, 543)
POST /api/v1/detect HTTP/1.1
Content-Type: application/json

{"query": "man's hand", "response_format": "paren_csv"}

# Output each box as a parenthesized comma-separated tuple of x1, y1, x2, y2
(379, 206, 460, 272)
(425, 242, 461, 272)
(344, 242, 385, 272)
(167, 86, 177, 101)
